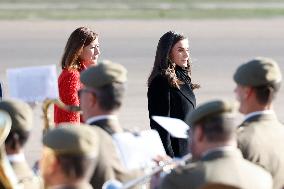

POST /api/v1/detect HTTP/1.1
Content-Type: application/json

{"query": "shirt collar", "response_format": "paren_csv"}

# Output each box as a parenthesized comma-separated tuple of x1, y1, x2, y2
(244, 110, 275, 121)
(201, 146, 236, 159)
(86, 115, 118, 125)
(7, 153, 26, 163)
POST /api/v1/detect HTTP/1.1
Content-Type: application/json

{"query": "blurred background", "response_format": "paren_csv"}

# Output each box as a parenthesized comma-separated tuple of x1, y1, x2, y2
(0, 0, 284, 19)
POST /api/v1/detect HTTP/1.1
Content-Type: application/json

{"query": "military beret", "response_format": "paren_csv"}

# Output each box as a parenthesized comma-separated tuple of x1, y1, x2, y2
(43, 124, 99, 157)
(80, 60, 127, 89)
(233, 57, 282, 89)
(0, 110, 12, 146)
(188, 100, 236, 126)
(0, 99, 33, 133)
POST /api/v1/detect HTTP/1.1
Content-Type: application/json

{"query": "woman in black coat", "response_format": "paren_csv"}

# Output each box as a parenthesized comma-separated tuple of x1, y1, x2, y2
(147, 31, 200, 157)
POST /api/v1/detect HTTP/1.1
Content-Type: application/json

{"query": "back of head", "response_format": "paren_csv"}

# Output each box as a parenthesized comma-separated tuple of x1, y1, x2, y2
(0, 99, 33, 133)
(0, 99, 33, 147)
(187, 100, 237, 142)
(42, 123, 99, 179)
(234, 57, 282, 91)
(80, 60, 127, 111)
(43, 123, 99, 158)
(234, 57, 282, 105)
(61, 26, 98, 70)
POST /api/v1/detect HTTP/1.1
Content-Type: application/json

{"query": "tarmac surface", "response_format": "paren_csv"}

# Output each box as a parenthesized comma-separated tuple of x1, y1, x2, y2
(0, 19, 284, 165)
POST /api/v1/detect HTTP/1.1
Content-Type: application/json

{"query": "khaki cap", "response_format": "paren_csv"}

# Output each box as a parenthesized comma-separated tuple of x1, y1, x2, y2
(233, 57, 282, 89)
(0, 110, 12, 145)
(43, 124, 99, 157)
(80, 60, 127, 89)
(188, 100, 236, 126)
(0, 99, 33, 133)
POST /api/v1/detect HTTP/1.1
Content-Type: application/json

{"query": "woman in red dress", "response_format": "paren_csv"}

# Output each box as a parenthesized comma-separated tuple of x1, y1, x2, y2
(54, 27, 100, 124)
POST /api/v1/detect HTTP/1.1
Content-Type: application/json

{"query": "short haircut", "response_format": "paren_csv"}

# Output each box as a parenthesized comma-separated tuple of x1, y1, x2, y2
(253, 84, 279, 105)
(95, 82, 126, 111)
(194, 114, 236, 142)
(56, 154, 96, 180)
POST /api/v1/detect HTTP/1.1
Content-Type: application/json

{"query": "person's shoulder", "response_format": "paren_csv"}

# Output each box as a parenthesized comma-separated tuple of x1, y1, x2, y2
(149, 74, 168, 88)
(242, 158, 270, 175)
(11, 161, 42, 189)
(59, 69, 80, 80)
(89, 125, 109, 136)
(58, 69, 80, 86)
(88, 126, 114, 143)
(241, 159, 273, 187)
(237, 118, 278, 142)
(166, 161, 203, 181)
(152, 74, 167, 82)
(237, 121, 257, 138)
(237, 123, 256, 149)
(161, 162, 203, 188)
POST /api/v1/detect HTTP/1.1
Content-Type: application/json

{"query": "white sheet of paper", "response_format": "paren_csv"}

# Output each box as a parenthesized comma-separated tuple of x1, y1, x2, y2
(112, 130, 166, 170)
(152, 116, 189, 139)
(7, 65, 58, 102)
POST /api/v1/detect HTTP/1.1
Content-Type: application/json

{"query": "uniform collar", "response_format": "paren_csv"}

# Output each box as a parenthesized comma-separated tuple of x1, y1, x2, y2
(86, 115, 118, 125)
(201, 146, 242, 161)
(7, 152, 26, 163)
(244, 110, 275, 121)
(86, 115, 122, 135)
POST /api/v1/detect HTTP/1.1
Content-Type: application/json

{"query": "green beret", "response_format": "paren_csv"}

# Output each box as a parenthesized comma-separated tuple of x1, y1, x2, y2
(0, 110, 12, 146)
(188, 100, 236, 126)
(233, 57, 282, 89)
(80, 60, 127, 89)
(43, 124, 99, 157)
(0, 99, 33, 133)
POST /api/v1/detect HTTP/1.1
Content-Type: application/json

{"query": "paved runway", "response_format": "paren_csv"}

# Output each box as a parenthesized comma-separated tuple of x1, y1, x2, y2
(0, 19, 283, 165)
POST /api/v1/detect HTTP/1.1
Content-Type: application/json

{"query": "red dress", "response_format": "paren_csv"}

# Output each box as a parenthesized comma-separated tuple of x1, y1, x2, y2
(54, 65, 86, 125)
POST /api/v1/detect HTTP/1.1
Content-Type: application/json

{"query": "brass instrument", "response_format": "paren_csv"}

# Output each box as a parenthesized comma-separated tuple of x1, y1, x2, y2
(42, 98, 81, 133)
(0, 110, 22, 189)
(102, 153, 192, 189)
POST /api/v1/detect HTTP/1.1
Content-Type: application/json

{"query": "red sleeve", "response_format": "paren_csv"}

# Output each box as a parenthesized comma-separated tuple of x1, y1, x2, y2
(54, 69, 81, 124)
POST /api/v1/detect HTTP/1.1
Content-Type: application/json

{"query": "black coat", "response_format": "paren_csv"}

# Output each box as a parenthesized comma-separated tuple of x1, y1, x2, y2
(147, 68, 196, 157)
(0, 82, 2, 99)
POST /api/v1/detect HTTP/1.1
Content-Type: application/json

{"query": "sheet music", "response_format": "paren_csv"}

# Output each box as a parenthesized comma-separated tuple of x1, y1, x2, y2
(112, 130, 166, 170)
(152, 116, 189, 139)
(7, 65, 58, 102)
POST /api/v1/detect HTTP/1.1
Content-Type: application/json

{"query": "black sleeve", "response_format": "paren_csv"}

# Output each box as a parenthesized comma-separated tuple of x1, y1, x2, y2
(147, 75, 174, 157)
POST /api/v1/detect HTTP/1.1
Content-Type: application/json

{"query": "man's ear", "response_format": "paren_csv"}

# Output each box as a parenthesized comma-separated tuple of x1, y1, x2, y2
(47, 154, 63, 177)
(244, 86, 254, 99)
(86, 92, 97, 107)
(41, 148, 59, 175)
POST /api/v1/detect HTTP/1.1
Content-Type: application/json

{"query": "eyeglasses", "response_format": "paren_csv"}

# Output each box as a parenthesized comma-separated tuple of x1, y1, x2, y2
(77, 88, 97, 97)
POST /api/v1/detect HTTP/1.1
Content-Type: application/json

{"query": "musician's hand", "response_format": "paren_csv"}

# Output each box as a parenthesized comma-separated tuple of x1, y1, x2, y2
(150, 155, 172, 189)
(153, 154, 172, 166)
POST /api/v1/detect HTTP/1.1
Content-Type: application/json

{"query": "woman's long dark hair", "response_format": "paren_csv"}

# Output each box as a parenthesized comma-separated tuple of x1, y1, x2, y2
(147, 31, 199, 89)
(61, 26, 98, 70)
